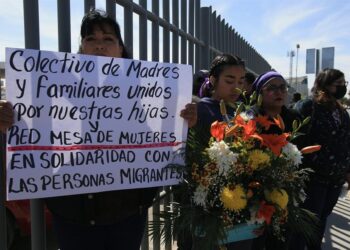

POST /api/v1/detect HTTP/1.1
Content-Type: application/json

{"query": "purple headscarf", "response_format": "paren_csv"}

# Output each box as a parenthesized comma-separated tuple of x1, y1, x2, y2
(198, 77, 211, 98)
(252, 71, 285, 95)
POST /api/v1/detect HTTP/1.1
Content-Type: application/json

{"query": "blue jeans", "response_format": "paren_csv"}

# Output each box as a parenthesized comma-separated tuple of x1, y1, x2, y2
(289, 181, 342, 250)
(52, 210, 147, 250)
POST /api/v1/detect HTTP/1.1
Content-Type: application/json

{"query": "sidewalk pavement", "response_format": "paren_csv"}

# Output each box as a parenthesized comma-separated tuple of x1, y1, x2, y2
(322, 186, 350, 250)
(11, 187, 350, 250)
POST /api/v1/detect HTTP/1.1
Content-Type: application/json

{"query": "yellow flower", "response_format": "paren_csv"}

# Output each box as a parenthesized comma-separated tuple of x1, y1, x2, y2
(265, 189, 289, 209)
(248, 150, 270, 170)
(220, 186, 247, 211)
(245, 140, 255, 149)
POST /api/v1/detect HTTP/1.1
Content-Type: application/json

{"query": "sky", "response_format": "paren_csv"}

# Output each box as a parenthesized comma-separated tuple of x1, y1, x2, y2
(201, 0, 350, 90)
(1, 0, 350, 91)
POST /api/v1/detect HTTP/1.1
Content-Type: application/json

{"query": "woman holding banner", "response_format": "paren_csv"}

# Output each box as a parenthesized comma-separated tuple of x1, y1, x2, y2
(0, 10, 197, 250)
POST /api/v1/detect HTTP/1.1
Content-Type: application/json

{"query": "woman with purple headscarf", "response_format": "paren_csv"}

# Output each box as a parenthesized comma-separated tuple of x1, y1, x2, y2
(248, 70, 301, 132)
(247, 71, 302, 250)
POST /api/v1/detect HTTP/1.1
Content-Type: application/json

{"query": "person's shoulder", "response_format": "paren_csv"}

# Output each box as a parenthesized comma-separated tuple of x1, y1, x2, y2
(282, 105, 302, 121)
(283, 105, 298, 114)
(199, 97, 216, 104)
(287, 103, 295, 109)
(294, 98, 313, 118)
(197, 97, 218, 115)
(198, 97, 219, 109)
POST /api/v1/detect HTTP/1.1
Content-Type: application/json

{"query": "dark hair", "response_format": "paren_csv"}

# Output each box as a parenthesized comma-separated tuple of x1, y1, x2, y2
(200, 54, 245, 97)
(209, 54, 245, 78)
(80, 9, 130, 58)
(193, 69, 209, 96)
(292, 92, 301, 102)
(312, 68, 344, 108)
(245, 72, 256, 85)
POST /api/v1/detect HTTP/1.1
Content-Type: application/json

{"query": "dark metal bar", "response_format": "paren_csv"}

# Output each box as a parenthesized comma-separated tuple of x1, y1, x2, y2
(188, 0, 194, 68)
(139, 0, 147, 60)
(124, 2, 133, 58)
(106, 0, 116, 20)
(150, 2, 160, 247)
(180, 0, 187, 64)
(207, 7, 213, 62)
(23, 1, 46, 248)
(172, 0, 179, 63)
(194, 0, 200, 72)
(220, 19, 225, 52)
(164, 187, 172, 250)
(229, 26, 233, 54)
(57, 0, 71, 52)
(151, 193, 160, 250)
(163, 0, 170, 63)
(200, 7, 210, 69)
(84, 0, 95, 13)
(24, 0, 40, 49)
(225, 23, 229, 53)
(30, 200, 46, 250)
(116, 0, 204, 47)
(211, 11, 217, 57)
(152, 0, 159, 62)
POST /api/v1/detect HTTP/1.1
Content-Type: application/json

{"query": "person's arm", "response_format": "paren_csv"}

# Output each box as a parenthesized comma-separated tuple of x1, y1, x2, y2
(0, 100, 14, 133)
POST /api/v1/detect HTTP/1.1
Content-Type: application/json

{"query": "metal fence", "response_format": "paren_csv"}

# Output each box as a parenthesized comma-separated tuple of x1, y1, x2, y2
(0, 0, 272, 250)
(115, 0, 271, 74)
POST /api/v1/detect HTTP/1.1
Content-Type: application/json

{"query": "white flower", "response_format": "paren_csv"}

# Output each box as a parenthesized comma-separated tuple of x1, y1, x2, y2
(239, 112, 253, 121)
(207, 141, 238, 175)
(282, 142, 303, 166)
(193, 185, 208, 207)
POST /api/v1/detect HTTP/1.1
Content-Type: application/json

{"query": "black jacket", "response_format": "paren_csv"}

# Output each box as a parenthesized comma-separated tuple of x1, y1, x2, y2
(295, 99, 350, 185)
(46, 187, 157, 225)
(197, 98, 236, 131)
(194, 97, 237, 147)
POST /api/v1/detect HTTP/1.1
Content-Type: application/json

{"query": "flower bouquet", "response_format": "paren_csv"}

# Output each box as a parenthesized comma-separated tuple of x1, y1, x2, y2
(149, 98, 320, 250)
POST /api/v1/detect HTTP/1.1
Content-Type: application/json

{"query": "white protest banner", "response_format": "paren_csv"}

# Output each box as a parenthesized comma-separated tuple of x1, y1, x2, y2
(5, 48, 192, 200)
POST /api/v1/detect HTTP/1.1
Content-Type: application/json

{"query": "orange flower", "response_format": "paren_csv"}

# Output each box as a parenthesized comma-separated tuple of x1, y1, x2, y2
(233, 114, 246, 126)
(273, 114, 285, 131)
(210, 121, 227, 141)
(255, 115, 274, 130)
(260, 133, 289, 156)
(300, 145, 321, 154)
(256, 201, 276, 225)
(225, 124, 239, 137)
(242, 119, 257, 139)
(236, 117, 258, 140)
(227, 115, 258, 140)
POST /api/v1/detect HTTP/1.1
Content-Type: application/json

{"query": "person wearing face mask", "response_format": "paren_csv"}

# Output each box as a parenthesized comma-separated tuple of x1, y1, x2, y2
(291, 68, 350, 250)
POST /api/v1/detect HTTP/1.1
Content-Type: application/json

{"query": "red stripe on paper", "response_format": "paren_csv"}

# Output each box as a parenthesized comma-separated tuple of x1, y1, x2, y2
(8, 142, 182, 151)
